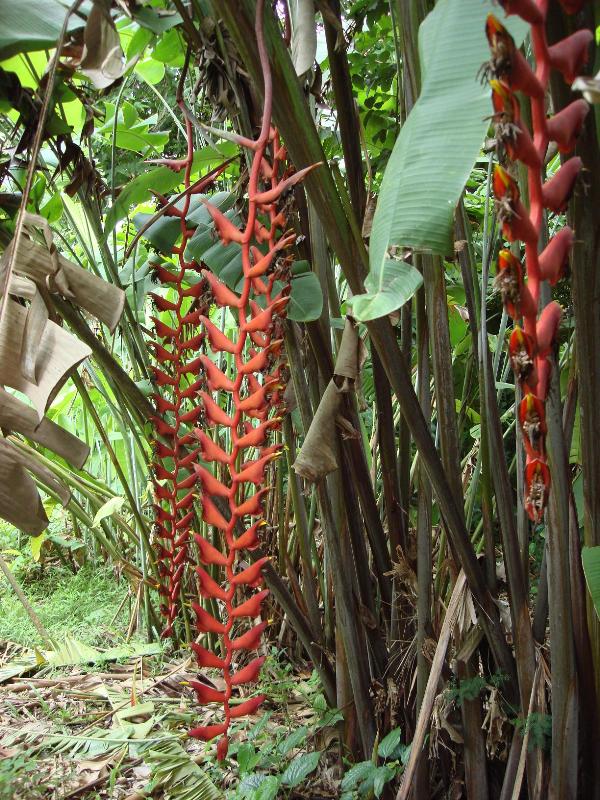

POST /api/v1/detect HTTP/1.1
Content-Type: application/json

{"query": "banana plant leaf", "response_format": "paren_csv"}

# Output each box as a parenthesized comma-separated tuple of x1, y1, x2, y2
(368, 0, 527, 265)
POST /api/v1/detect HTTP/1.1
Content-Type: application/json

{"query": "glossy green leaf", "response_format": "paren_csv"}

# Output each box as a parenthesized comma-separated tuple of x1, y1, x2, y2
(369, 0, 527, 261)
(582, 547, 600, 620)
(288, 272, 323, 322)
(281, 751, 321, 788)
(133, 213, 180, 254)
(133, 7, 183, 35)
(0, 0, 86, 60)
(134, 58, 165, 85)
(378, 726, 402, 760)
(349, 257, 422, 321)
(104, 167, 182, 235)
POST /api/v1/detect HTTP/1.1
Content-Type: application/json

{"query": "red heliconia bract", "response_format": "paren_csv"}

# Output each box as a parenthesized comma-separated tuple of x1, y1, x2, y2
(148, 114, 229, 639)
(485, 5, 589, 521)
(184, 0, 319, 758)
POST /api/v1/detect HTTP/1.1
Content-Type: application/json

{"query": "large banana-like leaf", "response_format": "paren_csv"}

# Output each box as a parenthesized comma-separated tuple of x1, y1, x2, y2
(369, 0, 527, 264)
(582, 546, 600, 620)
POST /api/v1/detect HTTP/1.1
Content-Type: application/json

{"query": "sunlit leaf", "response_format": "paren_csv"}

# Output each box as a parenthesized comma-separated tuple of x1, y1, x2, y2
(369, 0, 527, 260)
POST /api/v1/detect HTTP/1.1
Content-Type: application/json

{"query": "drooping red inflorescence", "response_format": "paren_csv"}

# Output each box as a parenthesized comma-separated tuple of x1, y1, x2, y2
(183, 0, 320, 759)
(148, 114, 231, 638)
(486, 3, 590, 522)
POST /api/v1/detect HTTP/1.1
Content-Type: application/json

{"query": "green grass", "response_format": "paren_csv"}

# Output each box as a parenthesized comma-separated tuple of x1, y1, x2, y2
(0, 564, 132, 648)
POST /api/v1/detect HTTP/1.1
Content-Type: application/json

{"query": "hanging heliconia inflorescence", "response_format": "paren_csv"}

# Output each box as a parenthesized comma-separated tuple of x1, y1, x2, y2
(148, 114, 228, 639)
(484, 0, 592, 522)
(183, 0, 319, 759)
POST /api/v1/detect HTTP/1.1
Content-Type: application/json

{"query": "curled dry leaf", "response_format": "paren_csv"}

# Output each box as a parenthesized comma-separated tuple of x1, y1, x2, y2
(293, 317, 366, 481)
(77, 0, 125, 89)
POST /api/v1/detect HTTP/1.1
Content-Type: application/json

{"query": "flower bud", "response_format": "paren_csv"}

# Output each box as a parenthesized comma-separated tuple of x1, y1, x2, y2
(538, 227, 574, 285)
(494, 250, 536, 319)
(491, 80, 540, 167)
(548, 29, 594, 84)
(542, 157, 582, 212)
(524, 458, 551, 523)
(509, 326, 535, 383)
(535, 301, 562, 354)
(546, 99, 589, 152)
(519, 393, 547, 459)
(493, 166, 537, 243)
(485, 16, 544, 98)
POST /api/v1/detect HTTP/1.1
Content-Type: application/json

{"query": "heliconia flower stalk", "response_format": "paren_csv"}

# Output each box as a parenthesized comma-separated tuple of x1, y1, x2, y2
(485, 5, 590, 522)
(148, 113, 216, 639)
(186, 0, 320, 759)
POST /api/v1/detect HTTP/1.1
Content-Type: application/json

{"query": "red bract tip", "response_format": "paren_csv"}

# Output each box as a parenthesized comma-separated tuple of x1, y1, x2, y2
(192, 602, 227, 634)
(231, 557, 270, 587)
(542, 157, 582, 212)
(202, 200, 244, 245)
(229, 695, 265, 719)
(493, 166, 537, 243)
(193, 463, 230, 498)
(195, 533, 229, 566)
(230, 620, 268, 651)
(201, 315, 238, 354)
(485, 16, 543, 97)
(536, 301, 562, 354)
(201, 269, 242, 308)
(538, 227, 574, 285)
(230, 655, 266, 686)
(546, 100, 589, 153)
(524, 459, 551, 523)
(230, 589, 270, 619)
(188, 723, 227, 741)
(498, 0, 544, 25)
(548, 29, 594, 84)
(201, 495, 230, 531)
(217, 736, 229, 762)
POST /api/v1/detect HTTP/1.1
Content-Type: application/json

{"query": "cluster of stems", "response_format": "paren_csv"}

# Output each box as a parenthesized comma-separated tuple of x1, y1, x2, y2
(485, 0, 591, 521)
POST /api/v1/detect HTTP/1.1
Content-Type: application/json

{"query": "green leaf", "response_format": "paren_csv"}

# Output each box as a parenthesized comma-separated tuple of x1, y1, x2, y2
(133, 213, 180, 254)
(368, 0, 527, 260)
(237, 742, 261, 774)
(281, 751, 321, 788)
(104, 167, 181, 235)
(378, 726, 402, 760)
(134, 58, 165, 85)
(278, 726, 309, 756)
(0, 0, 85, 60)
(349, 258, 422, 322)
(30, 532, 47, 562)
(288, 272, 323, 322)
(40, 194, 64, 224)
(134, 7, 183, 35)
(373, 765, 396, 798)
(582, 547, 600, 620)
(92, 496, 125, 527)
(254, 776, 280, 800)
(153, 29, 185, 66)
(126, 26, 154, 60)
(341, 761, 377, 791)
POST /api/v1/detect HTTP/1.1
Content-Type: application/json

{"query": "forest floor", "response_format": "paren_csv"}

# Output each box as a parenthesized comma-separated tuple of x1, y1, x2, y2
(0, 565, 344, 800)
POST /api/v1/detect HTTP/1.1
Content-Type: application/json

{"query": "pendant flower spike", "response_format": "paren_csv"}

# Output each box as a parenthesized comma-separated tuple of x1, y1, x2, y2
(183, 0, 320, 759)
(485, 2, 591, 522)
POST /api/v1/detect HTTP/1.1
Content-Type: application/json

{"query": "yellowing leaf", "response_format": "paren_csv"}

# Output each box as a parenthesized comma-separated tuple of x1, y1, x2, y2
(92, 496, 125, 527)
